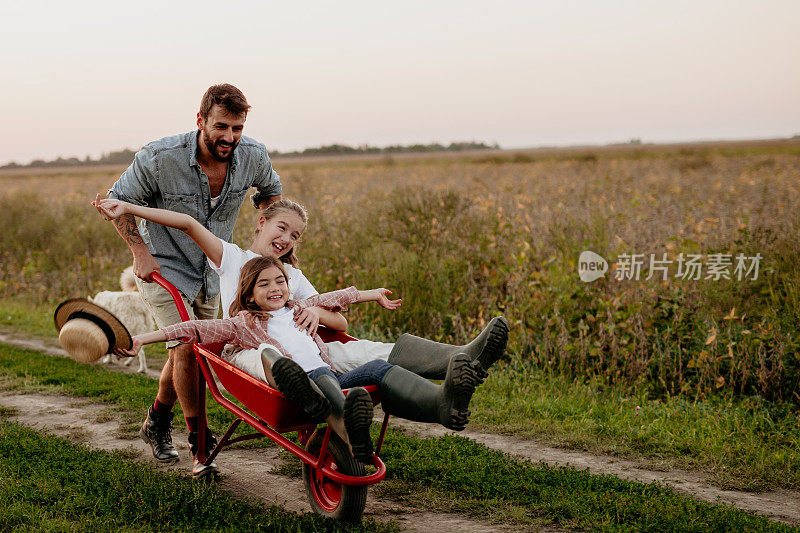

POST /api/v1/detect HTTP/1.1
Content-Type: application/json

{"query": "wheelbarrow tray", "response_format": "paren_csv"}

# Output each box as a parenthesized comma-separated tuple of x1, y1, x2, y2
(149, 273, 388, 492)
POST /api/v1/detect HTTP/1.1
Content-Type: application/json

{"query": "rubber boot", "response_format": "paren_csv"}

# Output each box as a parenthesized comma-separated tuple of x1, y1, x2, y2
(380, 353, 482, 431)
(271, 356, 331, 422)
(387, 316, 509, 379)
(313, 373, 374, 463)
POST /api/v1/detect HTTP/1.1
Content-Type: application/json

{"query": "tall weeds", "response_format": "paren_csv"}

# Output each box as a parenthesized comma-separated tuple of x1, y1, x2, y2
(2, 149, 799, 402)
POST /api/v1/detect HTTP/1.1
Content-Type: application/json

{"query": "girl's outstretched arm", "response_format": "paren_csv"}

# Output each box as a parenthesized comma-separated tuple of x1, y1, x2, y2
(356, 288, 403, 310)
(298, 287, 402, 312)
(117, 318, 242, 357)
(93, 194, 224, 266)
(116, 330, 167, 357)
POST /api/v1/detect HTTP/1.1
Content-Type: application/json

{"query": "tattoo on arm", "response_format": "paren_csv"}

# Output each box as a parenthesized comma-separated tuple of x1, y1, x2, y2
(113, 214, 145, 247)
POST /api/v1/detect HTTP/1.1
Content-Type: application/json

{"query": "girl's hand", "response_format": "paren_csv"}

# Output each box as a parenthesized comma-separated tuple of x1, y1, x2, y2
(374, 289, 402, 310)
(115, 336, 143, 357)
(92, 194, 130, 220)
(294, 306, 321, 336)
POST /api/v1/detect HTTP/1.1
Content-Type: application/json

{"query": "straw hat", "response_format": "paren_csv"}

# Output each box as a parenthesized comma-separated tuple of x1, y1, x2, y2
(54, 298, 132, 363)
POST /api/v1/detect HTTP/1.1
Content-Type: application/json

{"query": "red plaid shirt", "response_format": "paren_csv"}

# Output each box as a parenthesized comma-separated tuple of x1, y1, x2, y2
(161, 286, 359, 367)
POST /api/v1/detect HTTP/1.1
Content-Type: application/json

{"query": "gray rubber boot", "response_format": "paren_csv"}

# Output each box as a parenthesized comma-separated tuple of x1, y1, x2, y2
(313, 374, 374, 463)
(261, 346, 328, 416)
(312, 373, 346, 417)
(387, 316, 509, 379)
(380, 353, 482, 431)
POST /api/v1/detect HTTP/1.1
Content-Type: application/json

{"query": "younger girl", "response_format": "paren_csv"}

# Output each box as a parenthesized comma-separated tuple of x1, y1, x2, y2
(120, 256, 485, 462)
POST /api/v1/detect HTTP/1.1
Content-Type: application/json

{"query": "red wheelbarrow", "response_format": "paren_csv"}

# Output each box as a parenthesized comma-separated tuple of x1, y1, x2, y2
(150, 273, 390, 522)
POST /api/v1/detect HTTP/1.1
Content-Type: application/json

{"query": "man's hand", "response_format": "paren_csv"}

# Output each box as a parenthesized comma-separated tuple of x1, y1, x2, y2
(254, 193, 282, 210)
(294, 305, 321, 336)
(133, 250, 161, 282)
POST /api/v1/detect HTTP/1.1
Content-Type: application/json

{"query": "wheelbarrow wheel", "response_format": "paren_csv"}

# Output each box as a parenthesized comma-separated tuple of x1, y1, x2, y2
(302, 428, 367, 522)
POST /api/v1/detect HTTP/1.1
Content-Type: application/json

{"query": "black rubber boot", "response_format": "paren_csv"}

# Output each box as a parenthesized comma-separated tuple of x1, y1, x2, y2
(387, 316, 509, 379)
(313, 374, 374, 464)
(380, 353, 482, 431)
(344, 388, 374, 463)
(272, 357, 331, 422)
(139, 406, 179, 464)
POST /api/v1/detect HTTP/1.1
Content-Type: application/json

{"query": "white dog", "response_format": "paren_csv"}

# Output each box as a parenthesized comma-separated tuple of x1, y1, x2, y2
(90, 266, 153, 373)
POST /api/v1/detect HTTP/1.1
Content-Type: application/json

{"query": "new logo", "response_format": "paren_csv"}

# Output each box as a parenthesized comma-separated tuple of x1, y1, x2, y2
(578, 251, 608, 282)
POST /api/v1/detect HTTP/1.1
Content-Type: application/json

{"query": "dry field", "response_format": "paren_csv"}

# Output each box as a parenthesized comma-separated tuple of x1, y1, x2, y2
(2, 139, 800, 402)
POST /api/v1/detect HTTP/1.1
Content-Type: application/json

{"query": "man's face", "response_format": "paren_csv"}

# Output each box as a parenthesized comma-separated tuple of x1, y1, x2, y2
(197, 105, 246, 162)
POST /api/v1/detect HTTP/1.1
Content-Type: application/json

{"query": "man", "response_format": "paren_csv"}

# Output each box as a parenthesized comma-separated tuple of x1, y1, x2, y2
(102, 84, 281, 477)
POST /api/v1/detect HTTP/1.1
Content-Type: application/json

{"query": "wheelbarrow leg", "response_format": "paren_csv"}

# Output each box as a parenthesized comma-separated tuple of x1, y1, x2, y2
(375, 413, 391, 456)
(197, 372, 207, 463)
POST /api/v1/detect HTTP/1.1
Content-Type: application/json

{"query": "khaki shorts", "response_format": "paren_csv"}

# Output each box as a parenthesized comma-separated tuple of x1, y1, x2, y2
(136, 277, 220, 349)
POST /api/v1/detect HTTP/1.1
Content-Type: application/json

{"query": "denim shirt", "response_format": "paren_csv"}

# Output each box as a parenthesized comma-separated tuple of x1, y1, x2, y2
(108, 130, 282, 302)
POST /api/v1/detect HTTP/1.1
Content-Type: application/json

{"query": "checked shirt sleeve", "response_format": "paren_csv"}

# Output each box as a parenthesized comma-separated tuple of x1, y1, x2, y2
(161, 318, 241, 345)
(291, 286, 359, 313)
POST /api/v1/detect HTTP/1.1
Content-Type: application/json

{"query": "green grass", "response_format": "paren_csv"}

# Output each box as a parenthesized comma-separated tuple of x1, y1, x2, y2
(2, 339, 798, 491)
(0, 297, 57, 339)
(0, 342, 240, 439)
(0, 418, 391, 532)
(0, 342, 794, 531)
(470, 355, 800, 491)
(377, 431, 796, 531)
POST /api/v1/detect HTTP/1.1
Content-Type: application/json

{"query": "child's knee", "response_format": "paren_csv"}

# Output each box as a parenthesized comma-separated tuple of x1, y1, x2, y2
(365, 359, 393, 381)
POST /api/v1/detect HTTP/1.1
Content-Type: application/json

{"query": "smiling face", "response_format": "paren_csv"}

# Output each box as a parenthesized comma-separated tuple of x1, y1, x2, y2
(197, 104, 246, 162)
(249, 266, 290, 312)
(253, 210, 306, 260)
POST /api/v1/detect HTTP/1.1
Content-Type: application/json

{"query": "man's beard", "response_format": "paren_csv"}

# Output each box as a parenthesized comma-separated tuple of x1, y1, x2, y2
(203, 129, 238, 162)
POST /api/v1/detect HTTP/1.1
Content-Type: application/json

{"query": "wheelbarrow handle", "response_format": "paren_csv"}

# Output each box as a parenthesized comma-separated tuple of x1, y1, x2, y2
(149, 272, 192, 322)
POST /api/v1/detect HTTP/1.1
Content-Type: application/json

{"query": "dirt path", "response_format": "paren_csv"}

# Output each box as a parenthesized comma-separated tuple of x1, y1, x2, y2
(386, 417, 800, 526)
(0, 391, 528, 533)
(1, 332, 798, 526)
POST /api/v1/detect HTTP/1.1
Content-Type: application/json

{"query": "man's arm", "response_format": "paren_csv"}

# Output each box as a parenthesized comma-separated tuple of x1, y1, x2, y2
(251, 147, 283, 209)
(103, 148, 161, 281)
(254, 193, 282, 210)
(112, 214, 161, 281)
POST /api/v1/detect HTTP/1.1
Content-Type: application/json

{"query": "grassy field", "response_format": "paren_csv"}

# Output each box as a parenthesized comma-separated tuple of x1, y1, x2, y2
(1, 342, 793, 531)
(1, 141, 799, 495)
(0, 415, 390, 532)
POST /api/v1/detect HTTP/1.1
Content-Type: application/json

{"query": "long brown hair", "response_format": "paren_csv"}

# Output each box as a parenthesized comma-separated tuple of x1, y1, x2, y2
(229, 256, 289, 318)
(253, 199, 308, 266)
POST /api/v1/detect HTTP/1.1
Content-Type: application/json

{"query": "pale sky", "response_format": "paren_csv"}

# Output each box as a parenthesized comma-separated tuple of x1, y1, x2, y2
(2, 1, 798, 165)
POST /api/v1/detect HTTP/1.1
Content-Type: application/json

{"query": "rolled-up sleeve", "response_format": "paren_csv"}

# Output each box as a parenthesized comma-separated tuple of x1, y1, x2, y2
(108, 148, 157, 205)
(293, 286, 359, 313)
(254, 149, 282, 197)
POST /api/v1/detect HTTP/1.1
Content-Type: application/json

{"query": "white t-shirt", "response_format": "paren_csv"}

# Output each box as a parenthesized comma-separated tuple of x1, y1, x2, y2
(209, 240, 318, 319)
(266, 307, 329, 372)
